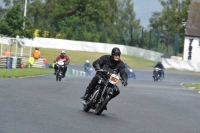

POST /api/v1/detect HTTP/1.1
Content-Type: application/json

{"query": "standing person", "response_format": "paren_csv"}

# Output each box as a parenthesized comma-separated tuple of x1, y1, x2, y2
(84, 60, 92, 76)
(81, 47, 128, 107)
(153, 61, 165, 79)
(33, 48, 40, 59)
(54, 50, 70, 77)
(4, 49, 11, 57)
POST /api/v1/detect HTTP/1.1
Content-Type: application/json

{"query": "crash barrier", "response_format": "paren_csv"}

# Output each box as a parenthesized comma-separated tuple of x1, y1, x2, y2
(20, 37, 163, 62)
(67, 67, 86, 76)
(31, 58, 44, 68)
(0, 56, 47, 69)
(27, 57, 48, 68)
(162, 58, 200, 72)
(0, 57, 7, 68)
(0, 57, 22, 68)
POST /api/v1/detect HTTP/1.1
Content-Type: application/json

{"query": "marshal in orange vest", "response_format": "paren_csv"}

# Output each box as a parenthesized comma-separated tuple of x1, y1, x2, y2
(33, 48, 41, 59)
(4, 49, 11, 57)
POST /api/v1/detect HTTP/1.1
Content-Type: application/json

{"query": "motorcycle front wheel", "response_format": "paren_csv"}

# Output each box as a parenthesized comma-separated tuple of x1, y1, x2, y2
(56, 73, 62, 81)
(95, 95, 111, 115)
(83, 104, 91, 112)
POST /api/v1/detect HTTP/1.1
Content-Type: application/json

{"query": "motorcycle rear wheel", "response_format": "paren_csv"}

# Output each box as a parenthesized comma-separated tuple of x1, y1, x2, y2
(95, 95, 111, 115)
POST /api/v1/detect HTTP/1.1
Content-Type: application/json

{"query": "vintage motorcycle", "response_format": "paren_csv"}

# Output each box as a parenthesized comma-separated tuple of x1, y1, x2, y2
(55, 60, 65, 81)
(153, 67, 162, 81)
(127, 68, 136, 79)
(86, 67, 94, 76)
(82, 69, 125, 115)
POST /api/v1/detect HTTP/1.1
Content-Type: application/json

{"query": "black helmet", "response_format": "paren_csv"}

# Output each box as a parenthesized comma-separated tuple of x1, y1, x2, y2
(111, 47, 121, 56)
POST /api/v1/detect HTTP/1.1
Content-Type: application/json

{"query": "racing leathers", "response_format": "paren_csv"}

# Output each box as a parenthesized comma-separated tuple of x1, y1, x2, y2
(54, 55, 70, 76)
(81, 55, 128, 100)
(153, 62, 164, 78)
(84, 62, 92, 76)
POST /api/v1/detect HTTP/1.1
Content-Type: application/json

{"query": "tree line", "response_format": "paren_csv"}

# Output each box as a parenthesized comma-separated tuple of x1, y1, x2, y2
(0, 0, 190, 54)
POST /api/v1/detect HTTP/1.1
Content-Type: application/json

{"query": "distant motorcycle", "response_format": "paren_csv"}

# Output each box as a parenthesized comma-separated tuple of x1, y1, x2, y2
(126, 68, 136, 79)
(82, 69, 125, 115)
(153, 67, 162, 81)
(55, 60, 65, 81)
(86, 67, 94, 76)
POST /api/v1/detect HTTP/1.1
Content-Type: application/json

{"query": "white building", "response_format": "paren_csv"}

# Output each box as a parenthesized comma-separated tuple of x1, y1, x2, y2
(183, 0, 200, 62)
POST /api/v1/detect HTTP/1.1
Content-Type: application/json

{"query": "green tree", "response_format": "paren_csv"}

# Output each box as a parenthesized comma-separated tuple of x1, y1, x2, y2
(27, 0, 44, 28)
(0, 4, 34, 38)
(117, 0, 140, 46)
(149, 0, 190, 53)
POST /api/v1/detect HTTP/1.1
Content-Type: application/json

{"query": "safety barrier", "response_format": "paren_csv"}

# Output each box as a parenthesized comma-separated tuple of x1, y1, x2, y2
(0, 56, 29, 68)
(31, 58, 44, 68)
(67, 67, 86, 76)
(0, 57, 7, 68)
(21, 57, 29, 67)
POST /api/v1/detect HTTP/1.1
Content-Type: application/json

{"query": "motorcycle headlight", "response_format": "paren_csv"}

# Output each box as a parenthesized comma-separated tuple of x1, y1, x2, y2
(98, 79, 102, 84)
(98, 78, 104, 84)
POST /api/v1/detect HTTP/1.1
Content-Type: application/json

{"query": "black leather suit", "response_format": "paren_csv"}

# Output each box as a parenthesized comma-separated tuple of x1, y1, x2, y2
(84, 55, 128, 98)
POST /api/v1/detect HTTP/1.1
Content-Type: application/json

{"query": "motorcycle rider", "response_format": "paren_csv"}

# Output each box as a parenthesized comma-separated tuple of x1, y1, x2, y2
(153, 61, 165, 79)
(54, 50, 70, 77)
(84, 60, 92, 76)
(81, 47, 128, 104)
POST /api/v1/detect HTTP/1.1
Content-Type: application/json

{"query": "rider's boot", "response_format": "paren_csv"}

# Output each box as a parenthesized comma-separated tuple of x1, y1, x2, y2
(81, 88, 92, 100)
(53, 69, 56, 75)
(63, 67, 67, 77)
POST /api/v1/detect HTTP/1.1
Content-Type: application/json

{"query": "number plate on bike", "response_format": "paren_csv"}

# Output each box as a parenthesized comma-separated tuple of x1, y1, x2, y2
(109, 74, 119, 84)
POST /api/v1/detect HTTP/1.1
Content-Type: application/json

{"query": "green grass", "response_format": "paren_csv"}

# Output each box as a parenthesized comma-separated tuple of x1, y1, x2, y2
(28, 46, 157, 70)
(184, 83, 200, 90)
(0, 44, 156, 69)
(1, 44, 200, 78)
(0, 68, 53, 78)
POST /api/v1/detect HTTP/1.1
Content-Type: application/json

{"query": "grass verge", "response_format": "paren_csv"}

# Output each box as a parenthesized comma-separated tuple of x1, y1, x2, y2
(0, 68, 53, 78)
(184, 83, 200, 91)
(0, 45, 200, 78)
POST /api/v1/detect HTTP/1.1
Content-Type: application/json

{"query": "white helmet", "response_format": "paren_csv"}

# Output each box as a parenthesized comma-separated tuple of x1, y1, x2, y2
(61, 50, 66, 54)
(86, 60, 89, 63)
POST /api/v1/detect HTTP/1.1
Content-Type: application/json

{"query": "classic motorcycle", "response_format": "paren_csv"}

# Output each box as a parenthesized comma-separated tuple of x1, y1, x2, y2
(127, 68, 136, 79)
(153, 67, 162, 81)
(82, 69, 124, 115)
(55, 60, 65, 81)
(86, 67, 94, 76)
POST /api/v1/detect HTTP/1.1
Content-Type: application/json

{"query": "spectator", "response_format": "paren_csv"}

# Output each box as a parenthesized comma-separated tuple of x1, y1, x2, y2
(33, 48, 40, 59)
(4, 49, 11, 57)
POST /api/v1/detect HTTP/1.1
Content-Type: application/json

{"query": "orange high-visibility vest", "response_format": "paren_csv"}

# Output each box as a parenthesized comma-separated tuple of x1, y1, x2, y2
(33, 50, 40, 59)
(4, 50, 11, 57)
(44, 58, 48, 64)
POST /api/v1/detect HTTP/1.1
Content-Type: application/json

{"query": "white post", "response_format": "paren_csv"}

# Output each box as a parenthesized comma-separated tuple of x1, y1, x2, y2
(23, 0, 27, 29)
(0, 36, 3, 57)
(29, 39, 33, 68)
(29, 39, 32, 58)
(16, 35, 19, 57)
(21, 47, 23, 57)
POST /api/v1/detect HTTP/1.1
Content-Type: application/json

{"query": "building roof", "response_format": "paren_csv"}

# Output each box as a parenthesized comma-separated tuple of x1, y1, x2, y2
(185, 0, 200, 37)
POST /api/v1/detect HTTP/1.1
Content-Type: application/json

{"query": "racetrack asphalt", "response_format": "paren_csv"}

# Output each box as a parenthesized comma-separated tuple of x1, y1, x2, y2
(0, 67, 200, 133)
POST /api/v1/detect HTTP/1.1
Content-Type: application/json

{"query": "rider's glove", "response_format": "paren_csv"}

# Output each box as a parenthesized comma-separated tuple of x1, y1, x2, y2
(123, 79, 128, 86)
(94, 65, 101, 71)
(66, 62, 69, 65)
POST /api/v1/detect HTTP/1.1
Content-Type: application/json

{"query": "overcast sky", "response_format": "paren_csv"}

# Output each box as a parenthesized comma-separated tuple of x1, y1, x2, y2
(0, 0, 163, 28)
(133, 0, 163, 27)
